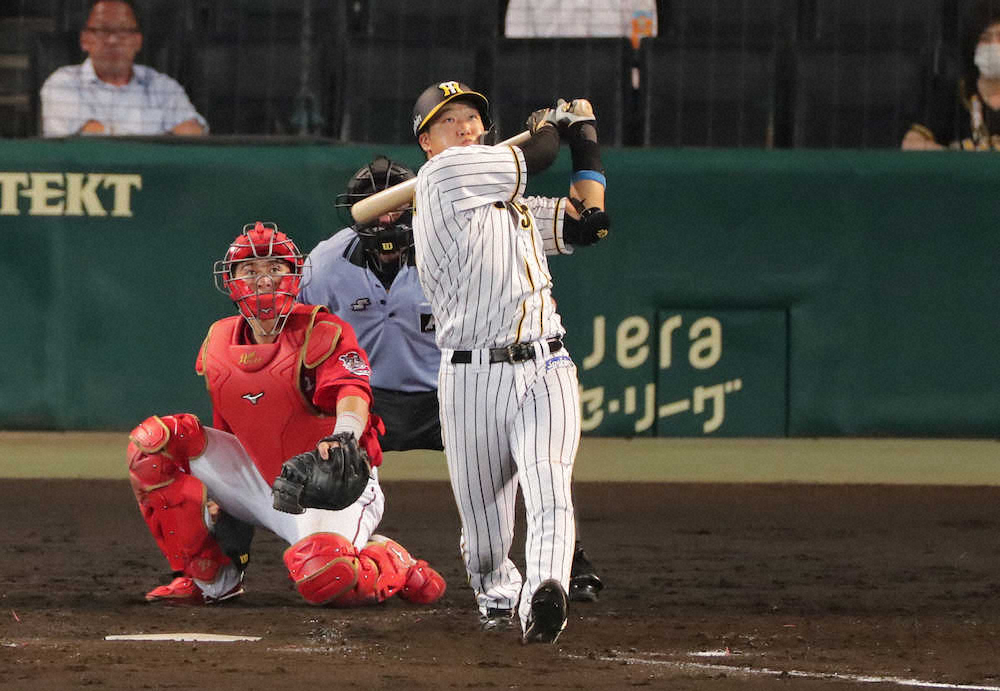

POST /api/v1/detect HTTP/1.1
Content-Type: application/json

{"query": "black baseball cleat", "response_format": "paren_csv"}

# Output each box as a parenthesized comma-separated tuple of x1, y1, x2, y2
(569, 545, 604, 603)
(479, 607, 514, 632)
(569, 573, 603, 603)
(521, 579, 568, 644)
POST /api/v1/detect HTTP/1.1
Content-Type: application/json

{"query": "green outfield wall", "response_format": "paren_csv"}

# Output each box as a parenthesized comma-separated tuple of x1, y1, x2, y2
(1, 139, 997, 437)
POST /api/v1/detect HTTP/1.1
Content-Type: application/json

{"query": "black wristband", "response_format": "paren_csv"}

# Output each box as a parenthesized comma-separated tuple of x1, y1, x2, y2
(519, 125, 560, 174)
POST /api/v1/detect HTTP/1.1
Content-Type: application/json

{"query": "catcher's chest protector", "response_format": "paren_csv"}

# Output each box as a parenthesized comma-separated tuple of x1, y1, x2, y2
(197, 311, 337, 484)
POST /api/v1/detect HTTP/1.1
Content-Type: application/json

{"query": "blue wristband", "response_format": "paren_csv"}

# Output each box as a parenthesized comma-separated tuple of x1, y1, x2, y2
(571, 170, 607, 188)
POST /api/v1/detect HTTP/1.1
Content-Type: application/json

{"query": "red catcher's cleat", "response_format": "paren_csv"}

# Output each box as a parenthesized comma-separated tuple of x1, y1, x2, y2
(145, 576, 204, 604)
(145, 575, 245, 605)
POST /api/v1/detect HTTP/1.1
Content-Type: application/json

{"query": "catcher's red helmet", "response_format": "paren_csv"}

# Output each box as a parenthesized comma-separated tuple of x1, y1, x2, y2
(213, 221, 305, 335)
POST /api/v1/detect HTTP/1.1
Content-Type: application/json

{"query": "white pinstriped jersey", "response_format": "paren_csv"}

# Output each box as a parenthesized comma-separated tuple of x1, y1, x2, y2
(412, 144, 574, 350)
(414, 139, 586, 631)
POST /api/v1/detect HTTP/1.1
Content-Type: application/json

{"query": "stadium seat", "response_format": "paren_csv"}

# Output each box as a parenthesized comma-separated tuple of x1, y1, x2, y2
(358, 0, 498, 41)
(639, 39, 779, 148)
(189, 38, 336, 136)
(791, 47, 927, 149)
(0, 53, 33, 137)
(802, 0, 942, 51)
(22, 30, 77, 137)
(192, 0, 327, 41)
(659, 0, 795, 49)
(182, 0, 343, 135)
(492, 38, 633, 147)
(338, 36, 483, 144)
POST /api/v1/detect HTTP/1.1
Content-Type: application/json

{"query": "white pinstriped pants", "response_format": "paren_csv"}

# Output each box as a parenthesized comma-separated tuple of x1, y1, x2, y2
(438, 339, 580, 630)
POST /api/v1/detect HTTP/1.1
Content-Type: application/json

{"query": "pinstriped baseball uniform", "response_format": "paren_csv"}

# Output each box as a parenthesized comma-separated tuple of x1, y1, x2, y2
(412, 143, 580, 630)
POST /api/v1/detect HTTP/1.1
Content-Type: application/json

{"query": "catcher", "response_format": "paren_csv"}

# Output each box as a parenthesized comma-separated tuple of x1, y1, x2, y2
(125, 221, 445, 607)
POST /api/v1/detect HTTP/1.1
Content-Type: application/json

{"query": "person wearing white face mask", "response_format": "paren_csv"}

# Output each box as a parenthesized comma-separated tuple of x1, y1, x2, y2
(903, 0, 1000, 150)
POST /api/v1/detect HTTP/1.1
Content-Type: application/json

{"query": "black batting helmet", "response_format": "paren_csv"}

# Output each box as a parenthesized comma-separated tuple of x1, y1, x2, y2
(336, 155, 415, 208)
(334, 155, 415, 225)
(412, 80, 492, 137)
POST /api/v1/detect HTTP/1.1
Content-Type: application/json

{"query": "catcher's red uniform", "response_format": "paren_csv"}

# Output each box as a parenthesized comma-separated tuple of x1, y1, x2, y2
(128, 222, 444, 607)
(196, 302, 384, 483)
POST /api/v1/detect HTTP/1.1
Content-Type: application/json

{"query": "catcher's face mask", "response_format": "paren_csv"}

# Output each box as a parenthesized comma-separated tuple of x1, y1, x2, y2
(214, 221, 305, 336)
(355, 215, 413, 275)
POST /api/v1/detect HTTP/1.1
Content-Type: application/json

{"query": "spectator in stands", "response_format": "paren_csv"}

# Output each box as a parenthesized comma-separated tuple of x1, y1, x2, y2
(40, 0, 206, 137)
(902, 0, 1000, 150)
(504, 0, 657, 49)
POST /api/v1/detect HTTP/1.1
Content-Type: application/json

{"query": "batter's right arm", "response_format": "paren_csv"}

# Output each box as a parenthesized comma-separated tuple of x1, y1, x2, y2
(423, 144, 530, 215)
(520, 109, 562, 174)
(352, 131, 532, 225)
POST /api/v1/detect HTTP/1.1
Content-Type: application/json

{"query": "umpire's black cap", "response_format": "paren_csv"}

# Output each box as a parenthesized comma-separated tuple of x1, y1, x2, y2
(412, 80, 492, 137)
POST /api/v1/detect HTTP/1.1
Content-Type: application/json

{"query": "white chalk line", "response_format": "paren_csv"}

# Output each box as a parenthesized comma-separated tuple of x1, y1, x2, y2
(105, 633, 260, 642)
(568, 651, 1000, 691)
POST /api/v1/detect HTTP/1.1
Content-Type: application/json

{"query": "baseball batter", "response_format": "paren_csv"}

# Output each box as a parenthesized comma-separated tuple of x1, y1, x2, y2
(409, 81, 610, 643)
(303, 156, 605, 601)
(125, 221, 445, 608)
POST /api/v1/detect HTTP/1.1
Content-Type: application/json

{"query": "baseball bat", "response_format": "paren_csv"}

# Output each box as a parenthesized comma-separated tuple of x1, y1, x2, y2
(350, 129, 533, 225)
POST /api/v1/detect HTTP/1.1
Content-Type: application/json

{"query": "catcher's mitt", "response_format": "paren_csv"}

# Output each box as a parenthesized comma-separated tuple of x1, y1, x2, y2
(272, 432, 371, 514)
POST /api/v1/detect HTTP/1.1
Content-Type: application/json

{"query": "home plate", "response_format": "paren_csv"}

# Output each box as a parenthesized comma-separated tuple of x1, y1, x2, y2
(105, 633, 261, 642)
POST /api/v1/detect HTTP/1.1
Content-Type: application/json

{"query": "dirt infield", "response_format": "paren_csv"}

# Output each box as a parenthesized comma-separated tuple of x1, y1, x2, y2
(3, 479, 1000, 690)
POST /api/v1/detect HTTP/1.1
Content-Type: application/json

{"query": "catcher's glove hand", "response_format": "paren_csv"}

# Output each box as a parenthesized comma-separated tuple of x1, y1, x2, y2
(272, 432, 371, 514)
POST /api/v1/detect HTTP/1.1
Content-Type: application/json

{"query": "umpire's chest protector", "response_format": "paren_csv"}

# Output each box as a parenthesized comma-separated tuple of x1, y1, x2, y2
(196, 306, 340, 484)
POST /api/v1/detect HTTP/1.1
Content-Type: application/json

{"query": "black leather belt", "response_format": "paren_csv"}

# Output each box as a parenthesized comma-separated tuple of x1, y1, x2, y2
(451, 338, 563, 364)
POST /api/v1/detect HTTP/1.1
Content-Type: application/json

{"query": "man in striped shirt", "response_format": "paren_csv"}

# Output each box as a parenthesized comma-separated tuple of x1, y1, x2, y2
(410, 81, 610, 644)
